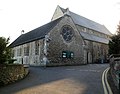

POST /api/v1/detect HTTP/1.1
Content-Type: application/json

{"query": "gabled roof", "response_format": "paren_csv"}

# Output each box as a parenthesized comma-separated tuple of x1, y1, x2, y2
(59, 6, 112, 36)
(10, 17, 62, 47)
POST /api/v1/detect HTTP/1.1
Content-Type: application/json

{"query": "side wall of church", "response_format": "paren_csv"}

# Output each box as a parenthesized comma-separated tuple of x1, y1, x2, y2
(12, 39, 44, 66)
(47, 15, 85, 64)
(92, 42, 108, 63)
(76, 24, 109, 63)
(85, 40, 108, 63)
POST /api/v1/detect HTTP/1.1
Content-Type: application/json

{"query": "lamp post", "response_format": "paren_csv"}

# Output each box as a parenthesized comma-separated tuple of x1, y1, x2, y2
(21, 30, 24, 34)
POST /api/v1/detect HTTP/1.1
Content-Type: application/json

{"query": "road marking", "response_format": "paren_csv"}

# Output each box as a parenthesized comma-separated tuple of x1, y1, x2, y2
(79, 70, 100, 72)
(102, 67, 113, 94)
(66, 69, 75, 71)
(102, 68, 108, 94)
(105, 68, 113, 94)
(66, 69, 100, 72)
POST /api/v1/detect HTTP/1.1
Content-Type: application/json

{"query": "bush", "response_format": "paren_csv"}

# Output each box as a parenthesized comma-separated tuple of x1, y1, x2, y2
(8, 59, 17, 64)
(0, 37, 11, 64)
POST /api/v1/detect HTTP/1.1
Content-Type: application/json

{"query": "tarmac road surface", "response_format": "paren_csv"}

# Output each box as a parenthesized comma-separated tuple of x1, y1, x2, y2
(0, 64, 109, 94)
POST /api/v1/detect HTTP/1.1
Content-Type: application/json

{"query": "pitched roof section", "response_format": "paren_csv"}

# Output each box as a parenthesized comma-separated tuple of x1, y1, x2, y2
(70, 12, 112, 36)
(80, 32, 109, 44)
(10, 17, 62, 47)
(60, 6, 112, 36)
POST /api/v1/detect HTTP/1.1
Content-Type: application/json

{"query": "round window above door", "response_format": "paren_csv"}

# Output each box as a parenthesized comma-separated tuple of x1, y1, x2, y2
(61, 25, 74, 42)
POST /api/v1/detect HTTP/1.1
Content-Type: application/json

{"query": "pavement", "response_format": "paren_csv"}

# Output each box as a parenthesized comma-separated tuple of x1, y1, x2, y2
(0, 64, 109, 94)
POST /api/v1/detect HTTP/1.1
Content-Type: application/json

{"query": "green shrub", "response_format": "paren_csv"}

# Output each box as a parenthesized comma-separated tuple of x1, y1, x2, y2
(8, 59, 17, 64)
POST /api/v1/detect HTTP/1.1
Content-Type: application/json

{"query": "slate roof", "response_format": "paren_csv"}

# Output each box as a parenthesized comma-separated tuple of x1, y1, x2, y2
(60, 7, 112, 36)
(10, 6, 112, 47)
(80, 32, 109, 44)
(10, 17, 62, 47)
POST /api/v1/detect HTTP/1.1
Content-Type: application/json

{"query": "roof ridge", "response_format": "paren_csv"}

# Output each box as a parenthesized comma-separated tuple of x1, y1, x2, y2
(9, 17, 62, 47)
(25, 17, 62, 35)
(59, 6, 102, 26)
(59, 6, 67, 13)
(70, 11, 103, 26)
(58, 6, 112, 35)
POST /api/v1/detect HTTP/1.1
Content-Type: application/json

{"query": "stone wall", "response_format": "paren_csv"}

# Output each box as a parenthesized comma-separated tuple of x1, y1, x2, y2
(76, 24, 109, 64)
(12, 40, 44, 66)
(0, 64, 29, 86)
(48, 15, 85, 65)
(109, 54, 120, 89)
(92, 42, 108, 63)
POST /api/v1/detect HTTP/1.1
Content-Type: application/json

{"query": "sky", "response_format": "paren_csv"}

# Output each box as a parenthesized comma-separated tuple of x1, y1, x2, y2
(0, 0, 120, 43)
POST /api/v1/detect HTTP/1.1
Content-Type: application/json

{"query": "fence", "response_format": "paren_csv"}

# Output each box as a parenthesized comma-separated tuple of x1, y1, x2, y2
(109, 54, 120, 89)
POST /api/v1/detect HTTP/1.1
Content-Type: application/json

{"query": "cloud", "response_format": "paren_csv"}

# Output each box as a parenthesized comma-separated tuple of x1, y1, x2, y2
(116, 2, 120, 9)
(117, 2, 120, 4)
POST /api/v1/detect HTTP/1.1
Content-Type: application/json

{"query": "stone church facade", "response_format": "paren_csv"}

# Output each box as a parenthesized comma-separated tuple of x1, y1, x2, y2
(10, 6, 112, 66)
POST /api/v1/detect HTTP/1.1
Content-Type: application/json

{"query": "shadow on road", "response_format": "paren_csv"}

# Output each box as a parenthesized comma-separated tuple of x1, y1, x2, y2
(0, 64, 108, 94)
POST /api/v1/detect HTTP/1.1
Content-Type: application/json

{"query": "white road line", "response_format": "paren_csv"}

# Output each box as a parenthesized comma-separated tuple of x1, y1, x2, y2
(102, 68, 108, 94)
(79, 70, 100, 72)
(102, 67, 113, 94)
(105, 68, 113, 94)
(66, 69, 75, 71)
(66, 69, 100, 72)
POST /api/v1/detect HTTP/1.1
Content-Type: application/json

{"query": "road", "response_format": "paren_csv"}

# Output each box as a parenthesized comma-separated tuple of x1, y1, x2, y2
(0, 64, 108, 94)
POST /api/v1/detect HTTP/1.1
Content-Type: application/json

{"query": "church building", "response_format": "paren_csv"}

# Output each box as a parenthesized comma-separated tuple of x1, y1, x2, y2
(10, 6, 112, 66)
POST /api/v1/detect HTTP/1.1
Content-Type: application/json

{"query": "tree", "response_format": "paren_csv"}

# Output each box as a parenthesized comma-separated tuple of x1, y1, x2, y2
(0, 37, 11, 64)
(116, 21, 120, 34)
(109, 22, 120, 54)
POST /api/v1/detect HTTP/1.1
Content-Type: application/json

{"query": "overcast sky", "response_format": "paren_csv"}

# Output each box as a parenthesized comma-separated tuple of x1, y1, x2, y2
(0, 0, 120, 43)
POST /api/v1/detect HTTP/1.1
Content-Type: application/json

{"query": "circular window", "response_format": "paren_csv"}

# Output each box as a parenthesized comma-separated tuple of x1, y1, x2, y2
(61, 25, 73, 42)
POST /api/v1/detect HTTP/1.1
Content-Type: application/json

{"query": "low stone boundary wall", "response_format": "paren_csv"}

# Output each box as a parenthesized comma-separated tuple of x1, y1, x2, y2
(0, 64, 29, 86)
(109, 54, 120, 89)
